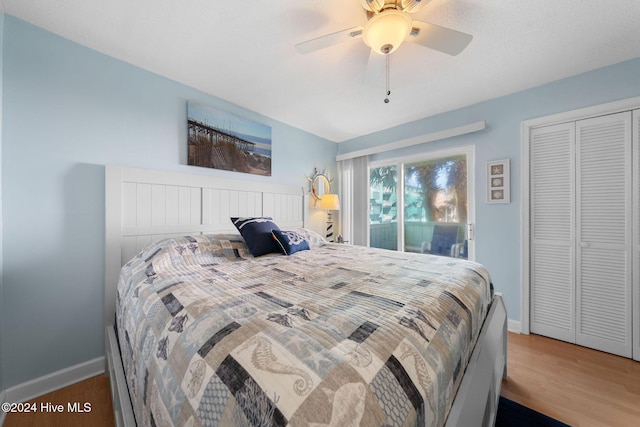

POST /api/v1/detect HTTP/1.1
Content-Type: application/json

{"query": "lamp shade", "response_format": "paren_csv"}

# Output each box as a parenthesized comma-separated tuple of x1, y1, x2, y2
(363, 9, 412, 55)
(318, 193, 340, 211)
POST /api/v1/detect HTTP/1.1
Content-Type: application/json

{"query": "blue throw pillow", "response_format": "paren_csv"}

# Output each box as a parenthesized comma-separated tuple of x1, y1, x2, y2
(272, 229, 310, 255)
(231, 217, 281, 257)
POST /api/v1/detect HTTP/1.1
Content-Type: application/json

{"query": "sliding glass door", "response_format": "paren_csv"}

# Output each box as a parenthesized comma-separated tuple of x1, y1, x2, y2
(369, 147, 474, 260)
(369, 165, 399, 250)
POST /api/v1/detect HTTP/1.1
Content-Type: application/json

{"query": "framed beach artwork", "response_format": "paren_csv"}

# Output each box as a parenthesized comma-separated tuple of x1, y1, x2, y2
(486, 159, 510, 204)
(187, 102, 272, 176)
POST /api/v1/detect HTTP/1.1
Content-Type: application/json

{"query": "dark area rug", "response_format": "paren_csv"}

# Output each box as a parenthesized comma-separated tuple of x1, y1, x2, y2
(496, 396, 571, 427)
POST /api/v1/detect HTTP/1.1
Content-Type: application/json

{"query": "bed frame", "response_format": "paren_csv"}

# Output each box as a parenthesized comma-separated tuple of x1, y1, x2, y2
(104, 165, 507, 427)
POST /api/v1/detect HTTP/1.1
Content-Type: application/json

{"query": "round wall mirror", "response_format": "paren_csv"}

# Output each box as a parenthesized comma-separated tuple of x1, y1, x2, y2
(311, 173, 331, 201)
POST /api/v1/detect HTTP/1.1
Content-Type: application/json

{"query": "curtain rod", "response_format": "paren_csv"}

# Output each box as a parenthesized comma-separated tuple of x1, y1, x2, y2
(336, 120, 486, 162)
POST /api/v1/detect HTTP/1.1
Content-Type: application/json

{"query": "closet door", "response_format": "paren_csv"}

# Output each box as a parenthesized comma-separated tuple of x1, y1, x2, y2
(530, 122, 575, 343)
(576, 112, 632, 358)
(633, 109, 640, 362)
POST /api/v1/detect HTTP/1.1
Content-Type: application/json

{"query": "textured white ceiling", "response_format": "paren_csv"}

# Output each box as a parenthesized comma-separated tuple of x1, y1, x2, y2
(3, 0, 640, 142)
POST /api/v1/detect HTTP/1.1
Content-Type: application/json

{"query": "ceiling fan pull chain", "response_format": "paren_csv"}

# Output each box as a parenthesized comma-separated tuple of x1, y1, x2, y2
(384, 53, 391, 103)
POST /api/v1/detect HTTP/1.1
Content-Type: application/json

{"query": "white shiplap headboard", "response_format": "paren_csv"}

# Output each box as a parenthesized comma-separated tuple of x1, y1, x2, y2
(104, 165, 305, 326)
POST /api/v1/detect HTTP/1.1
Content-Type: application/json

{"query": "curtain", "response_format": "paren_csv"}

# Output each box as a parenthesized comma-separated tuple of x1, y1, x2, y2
(339, 156, 368, 246)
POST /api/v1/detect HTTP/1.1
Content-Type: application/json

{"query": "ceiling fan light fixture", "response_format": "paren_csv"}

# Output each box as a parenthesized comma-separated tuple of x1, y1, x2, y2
(363, 9, 412, 55)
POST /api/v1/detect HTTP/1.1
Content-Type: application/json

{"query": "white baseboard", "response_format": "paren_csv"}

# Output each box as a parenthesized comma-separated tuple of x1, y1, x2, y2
(507, 319, 522, 333)
(493, 292, 522, 334)
(2, 357, 105, 406)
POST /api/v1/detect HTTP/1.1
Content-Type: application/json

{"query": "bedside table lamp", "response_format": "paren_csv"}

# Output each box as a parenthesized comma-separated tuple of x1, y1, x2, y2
(318, 193, 340, 242)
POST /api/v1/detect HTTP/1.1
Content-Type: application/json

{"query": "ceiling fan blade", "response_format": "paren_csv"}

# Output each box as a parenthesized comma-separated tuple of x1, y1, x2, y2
(360, 0, 433, 13)
(359, 0, 385, 12)
(295, 26, 364, 54)
(400, 0, 433, 13)
(407, 21, 472, 56)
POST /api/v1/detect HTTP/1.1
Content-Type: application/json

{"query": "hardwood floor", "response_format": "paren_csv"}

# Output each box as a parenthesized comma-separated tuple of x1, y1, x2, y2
(2, 374, 115, 427)
(501, 333, 640, 427)
(3, 332, 640, 426)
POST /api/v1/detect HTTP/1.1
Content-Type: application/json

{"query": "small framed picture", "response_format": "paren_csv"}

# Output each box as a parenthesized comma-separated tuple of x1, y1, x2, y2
(486, 159, 510, 204)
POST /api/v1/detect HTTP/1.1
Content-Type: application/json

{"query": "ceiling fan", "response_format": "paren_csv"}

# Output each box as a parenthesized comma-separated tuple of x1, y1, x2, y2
(295, 0, 473, 58)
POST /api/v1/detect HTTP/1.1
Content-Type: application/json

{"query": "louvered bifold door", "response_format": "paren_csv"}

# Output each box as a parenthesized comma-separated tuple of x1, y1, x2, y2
(530, 122, 576, 343)
(633, 110, 640, 362)
(576, 112, 632, 358)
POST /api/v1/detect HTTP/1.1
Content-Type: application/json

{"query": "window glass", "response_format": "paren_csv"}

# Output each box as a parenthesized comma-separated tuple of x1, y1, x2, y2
(369, 165, 398, 251)
(404, 155, 467, 258)
(368, 154, 469, 259)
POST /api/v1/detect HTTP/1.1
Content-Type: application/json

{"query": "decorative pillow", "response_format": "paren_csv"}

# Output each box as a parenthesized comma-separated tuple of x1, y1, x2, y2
(272, 229, 310, 255)
(288, 227, 327, 248)
(231, 217, 281, 256)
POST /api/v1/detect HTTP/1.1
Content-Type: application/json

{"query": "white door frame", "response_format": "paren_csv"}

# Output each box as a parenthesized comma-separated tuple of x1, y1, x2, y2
(520, 96, 640, 334)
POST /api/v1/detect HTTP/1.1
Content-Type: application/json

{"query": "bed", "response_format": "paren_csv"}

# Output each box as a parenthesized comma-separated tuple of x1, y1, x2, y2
(104, 165, 507, 427)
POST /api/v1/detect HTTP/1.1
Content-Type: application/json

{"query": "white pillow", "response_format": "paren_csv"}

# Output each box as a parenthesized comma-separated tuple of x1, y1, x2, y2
(288, 227, 326, 248)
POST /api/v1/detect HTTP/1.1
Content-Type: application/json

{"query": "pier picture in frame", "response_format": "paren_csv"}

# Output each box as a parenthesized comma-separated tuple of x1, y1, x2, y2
(187, 102, 272, 176)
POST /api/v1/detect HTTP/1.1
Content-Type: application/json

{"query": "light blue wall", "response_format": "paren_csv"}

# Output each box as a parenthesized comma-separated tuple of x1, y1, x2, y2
(338, 57, 640, 325)
(0, 16, 337, 388)
(0, 13, 4, 394)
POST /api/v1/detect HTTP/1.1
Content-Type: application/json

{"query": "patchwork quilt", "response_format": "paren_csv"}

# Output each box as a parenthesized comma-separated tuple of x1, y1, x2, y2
(116, 234, 493, 427)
